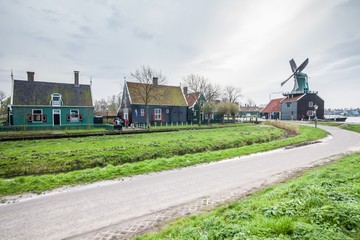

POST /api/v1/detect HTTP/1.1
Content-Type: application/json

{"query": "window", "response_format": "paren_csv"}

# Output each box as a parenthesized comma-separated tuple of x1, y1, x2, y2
(200, 100, 204, 108)
(51, 93, 62, 106)
(154, 108, 162, 120)
(141, 109, 145, 116)
(286, 102, 291, 107)
(70, 109, 79, 122)
(166, 109, 169, 114)
(32, 109, 43, 122)
(309, 101, 313, 107)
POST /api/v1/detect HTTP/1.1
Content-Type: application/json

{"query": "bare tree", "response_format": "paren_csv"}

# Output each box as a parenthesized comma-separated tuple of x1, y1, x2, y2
(0, 90, 6, 102)
(182, 74, 222, 102)
(182, 74, 208, 93)
(107, 94, 120, 114)
(247, 98, 256, 107)
(224, 86, 242, 103)
(204, 83, 222, 102)
(0, 93, 10, 124)
(131, 65, 166, 128)
(94, 98, 107, 115)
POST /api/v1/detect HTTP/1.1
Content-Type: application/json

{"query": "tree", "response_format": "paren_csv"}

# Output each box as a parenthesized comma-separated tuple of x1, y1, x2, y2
(0, 93, 10, 124)
(201, 101, 216, 125)
(0, 90, 6, 103)
(182, 74, 207, 93)
(131, 65, 166, 128)
(94, 98, 108, 115)
(228, 102, 239, 123)
(182, 74, 222, 101)
(217, 102, 230, 124)
(224, 86, 242, 103)
(107, 94, 120, 115)
(204, 83, 222, 102)
(247, 98, 256, 107)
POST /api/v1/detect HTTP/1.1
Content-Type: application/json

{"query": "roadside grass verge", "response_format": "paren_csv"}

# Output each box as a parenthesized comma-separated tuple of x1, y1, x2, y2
(342, 124, 360, 134)
(0, 124, 283, 178)
(0, 125, 327, 197)
(135, 151, 360, 240)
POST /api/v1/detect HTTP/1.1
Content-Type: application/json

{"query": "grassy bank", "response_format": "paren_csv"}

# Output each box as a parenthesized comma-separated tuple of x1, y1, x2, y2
(136, 151, 360, 240)
(0, 124, 327, 197)
(0, 124, 283, 178)
(342, 124, 360, 134)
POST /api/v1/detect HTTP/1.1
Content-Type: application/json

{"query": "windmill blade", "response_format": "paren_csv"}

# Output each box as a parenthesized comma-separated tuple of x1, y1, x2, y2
(281, 73, 295, 87)
(296, 58, 309, 72)
(289, 59, 297, 73)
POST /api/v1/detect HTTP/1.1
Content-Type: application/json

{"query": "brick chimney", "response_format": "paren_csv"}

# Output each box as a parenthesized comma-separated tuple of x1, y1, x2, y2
(74, 71, 79, 86)
(27, 71, 35, 82)
(152, 77, 158, 85)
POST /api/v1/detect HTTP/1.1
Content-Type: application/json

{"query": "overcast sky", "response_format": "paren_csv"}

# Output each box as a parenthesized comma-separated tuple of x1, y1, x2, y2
(0, 0, 359, 108)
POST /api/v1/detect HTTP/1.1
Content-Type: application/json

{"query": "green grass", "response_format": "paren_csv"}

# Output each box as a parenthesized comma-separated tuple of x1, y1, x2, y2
(342, 124, 360, 134)
(0, 124, 327, 197)
(0, 124, 283, 178)
(0, 127, 112, 137)
(136, 152, 360, 240)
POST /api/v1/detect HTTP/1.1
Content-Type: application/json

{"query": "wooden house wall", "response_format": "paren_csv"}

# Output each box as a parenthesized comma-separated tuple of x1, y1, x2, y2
(129, 104, 187, 124)
(11, 106, 94, 126)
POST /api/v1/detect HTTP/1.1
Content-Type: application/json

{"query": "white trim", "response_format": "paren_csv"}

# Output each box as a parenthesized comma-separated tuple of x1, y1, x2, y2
(32, 109, 43, 122)
(70, 109, 80, 122)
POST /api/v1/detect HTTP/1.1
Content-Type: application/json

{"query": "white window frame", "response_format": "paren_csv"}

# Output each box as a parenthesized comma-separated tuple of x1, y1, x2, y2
(70, 109, 79, 122)
(32, 109, 43, 122)
(309, 101, 313, 107)
(154, 108, 162, 120)
(51, 93, 62, 106)
(141, 109, 145, 116)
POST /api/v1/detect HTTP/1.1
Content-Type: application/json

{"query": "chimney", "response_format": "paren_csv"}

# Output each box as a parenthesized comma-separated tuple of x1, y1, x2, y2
(74, 71, 79, 86)
(183, 86, 188, 95)
(152, 77, 158, 85)
(27, 71, 35, 82)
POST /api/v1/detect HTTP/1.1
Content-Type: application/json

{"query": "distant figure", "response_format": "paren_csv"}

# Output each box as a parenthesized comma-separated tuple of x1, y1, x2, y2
(125, 119, 129, 128)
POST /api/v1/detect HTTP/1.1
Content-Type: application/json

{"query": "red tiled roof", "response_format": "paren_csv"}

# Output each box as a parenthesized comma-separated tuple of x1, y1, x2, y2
(240, 106, 262, 112)
(261, 98, 284, 113)
(185, 92, 200, 107)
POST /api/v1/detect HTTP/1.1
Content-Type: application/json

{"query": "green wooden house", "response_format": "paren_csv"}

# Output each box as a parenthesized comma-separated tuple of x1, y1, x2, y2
(184, 87, 207, 124)
(9, 71, 94, 129)
(119, 79, 188, 125)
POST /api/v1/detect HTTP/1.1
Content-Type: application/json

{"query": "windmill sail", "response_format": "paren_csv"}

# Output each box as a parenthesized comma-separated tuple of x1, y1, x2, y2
(297, 58, 309, 73)
(289, 59, 297, 73)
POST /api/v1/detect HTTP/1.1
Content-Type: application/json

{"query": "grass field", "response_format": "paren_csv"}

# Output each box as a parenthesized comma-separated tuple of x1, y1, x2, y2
(0, 123, 328, 197)
(136, 151, 360, 240)
(0, 124, 284, 178)
(342, 124, 360, 133)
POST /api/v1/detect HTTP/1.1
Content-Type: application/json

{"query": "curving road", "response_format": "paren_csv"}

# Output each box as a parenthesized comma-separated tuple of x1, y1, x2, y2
(0, 125, 360, 240)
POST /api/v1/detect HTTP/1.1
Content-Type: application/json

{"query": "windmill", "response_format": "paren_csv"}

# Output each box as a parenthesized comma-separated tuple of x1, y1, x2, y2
(281, 58, 310, 94)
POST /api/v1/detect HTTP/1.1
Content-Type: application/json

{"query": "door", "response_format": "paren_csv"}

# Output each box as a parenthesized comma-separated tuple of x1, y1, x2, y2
(53, 109, 61, 126)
